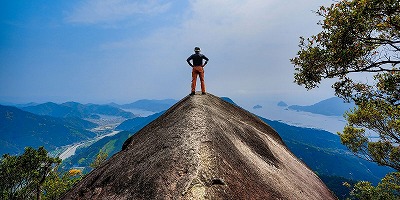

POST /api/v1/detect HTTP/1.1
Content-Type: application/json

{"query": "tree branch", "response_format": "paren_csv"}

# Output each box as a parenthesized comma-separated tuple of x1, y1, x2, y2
(324, 62, 400, 78)
(360, 37, 400, 45)
(358, 36, 400, 52)
(389, 43, 400, 51)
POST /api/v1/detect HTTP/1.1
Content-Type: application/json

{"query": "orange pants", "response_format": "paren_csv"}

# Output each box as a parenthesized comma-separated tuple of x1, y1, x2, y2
(191, 66, 206, 93)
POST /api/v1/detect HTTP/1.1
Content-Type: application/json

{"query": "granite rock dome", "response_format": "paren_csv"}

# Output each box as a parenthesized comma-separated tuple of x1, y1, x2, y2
(62, 93, 336, 200)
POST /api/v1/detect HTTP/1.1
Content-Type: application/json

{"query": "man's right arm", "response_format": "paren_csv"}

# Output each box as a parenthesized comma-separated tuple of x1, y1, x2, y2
(186, 56, 193, 67)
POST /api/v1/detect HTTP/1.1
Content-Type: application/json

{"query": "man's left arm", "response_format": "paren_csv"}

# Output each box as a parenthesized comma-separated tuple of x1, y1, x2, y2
(202, 55, 209, 67)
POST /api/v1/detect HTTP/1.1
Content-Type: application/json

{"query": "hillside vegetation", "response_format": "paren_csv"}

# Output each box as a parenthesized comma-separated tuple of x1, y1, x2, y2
(0, 105, 96, 155)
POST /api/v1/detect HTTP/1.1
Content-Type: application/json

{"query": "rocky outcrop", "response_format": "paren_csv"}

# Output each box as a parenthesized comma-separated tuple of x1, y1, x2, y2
(62, 93, 336, 200)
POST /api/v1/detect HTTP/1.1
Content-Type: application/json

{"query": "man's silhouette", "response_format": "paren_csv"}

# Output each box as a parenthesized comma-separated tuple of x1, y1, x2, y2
(186, 47, 209, 95)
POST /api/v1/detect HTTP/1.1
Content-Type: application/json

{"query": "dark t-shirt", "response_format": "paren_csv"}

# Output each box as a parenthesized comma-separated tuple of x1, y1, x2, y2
(187, 53, 209, 66)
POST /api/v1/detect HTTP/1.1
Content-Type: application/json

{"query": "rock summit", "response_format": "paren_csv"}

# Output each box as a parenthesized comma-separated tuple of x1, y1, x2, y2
(62, 93, 336, 200)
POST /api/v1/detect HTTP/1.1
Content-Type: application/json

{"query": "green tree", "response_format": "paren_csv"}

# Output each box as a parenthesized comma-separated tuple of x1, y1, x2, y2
(346, 172, 400, 200)
(290, 0, 399, 198)
(41, 168, 82, 200)
(90, 150, 108, 169)
(0, 146, 61, 200)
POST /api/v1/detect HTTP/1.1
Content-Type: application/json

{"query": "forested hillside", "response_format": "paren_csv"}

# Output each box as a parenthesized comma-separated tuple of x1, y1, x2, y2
(0, 105, 97, 155)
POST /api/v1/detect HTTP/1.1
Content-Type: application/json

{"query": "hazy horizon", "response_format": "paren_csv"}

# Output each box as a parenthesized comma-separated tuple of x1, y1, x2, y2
(1, 0, 335, 106)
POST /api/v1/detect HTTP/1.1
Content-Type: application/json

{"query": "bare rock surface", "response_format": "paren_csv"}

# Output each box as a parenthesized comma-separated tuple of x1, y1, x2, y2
(62, 93, 336, 200)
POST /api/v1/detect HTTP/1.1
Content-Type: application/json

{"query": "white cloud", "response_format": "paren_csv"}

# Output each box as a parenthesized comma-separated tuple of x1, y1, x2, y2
(143, 0, 334, 99)
(65, 0, 171, 24)
(68, 0, 336, 103)
(88, 0, 336, 102)
(3, 0, 341, 104)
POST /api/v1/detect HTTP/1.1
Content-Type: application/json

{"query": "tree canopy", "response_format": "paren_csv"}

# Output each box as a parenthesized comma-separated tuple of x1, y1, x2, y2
(0, 147, 83, 200)
(0, 147, 61, 200)
(291, 0, 399, 198)
(291, 0, 399, 165)
(291, 0, 399, 104)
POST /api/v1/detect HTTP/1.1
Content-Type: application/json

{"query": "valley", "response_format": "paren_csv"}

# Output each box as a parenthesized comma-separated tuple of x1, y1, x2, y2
(58, 130, 121, 160)
(1, 97, 394, 198)
(57, 116, 126, 160)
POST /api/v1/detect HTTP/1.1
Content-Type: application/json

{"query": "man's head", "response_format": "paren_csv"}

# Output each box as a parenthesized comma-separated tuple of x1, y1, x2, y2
(194, 47, 201, 53)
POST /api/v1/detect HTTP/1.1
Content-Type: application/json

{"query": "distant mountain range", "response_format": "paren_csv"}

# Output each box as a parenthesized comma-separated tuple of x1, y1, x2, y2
(111, 99, 178, 112)
(21, 102, 136, 119)
(288, 97, 356, 116)
(220, 97, 237, 105)
(277, 101, 288, 107)
(0, 99, 179, 156)
(0, 105, 97, 155)
(115, 111, 165, 131)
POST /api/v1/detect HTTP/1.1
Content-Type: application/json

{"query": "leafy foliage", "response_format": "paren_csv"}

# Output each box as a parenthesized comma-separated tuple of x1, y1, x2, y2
(0, 147, 61, 200)
(291, 0, 400, 168)
(291, 0, 399, 198)
(291, 0, 400, 107)
(41, 168, 82, 200)
(339, 99, 400, 170)
(0, 147, 85, 199)
(291, 0, 400, 97)
(90, 150, 108, 169)
(346, 172, 400, 200)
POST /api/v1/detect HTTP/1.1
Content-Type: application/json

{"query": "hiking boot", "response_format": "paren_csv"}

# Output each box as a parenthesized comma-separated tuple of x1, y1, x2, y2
(202, 92, 207, 95)
(190, 91, 195, 96)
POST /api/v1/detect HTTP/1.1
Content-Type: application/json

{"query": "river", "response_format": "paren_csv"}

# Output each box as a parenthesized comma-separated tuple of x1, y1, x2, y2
(58, 130, 120, 160)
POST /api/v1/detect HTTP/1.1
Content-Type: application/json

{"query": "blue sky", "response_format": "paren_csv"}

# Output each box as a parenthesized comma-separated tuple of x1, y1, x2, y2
(0, 0, 334, 105)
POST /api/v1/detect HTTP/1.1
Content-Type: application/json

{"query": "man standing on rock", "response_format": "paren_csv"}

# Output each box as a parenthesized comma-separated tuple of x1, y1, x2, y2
(186, 47, 209, 95)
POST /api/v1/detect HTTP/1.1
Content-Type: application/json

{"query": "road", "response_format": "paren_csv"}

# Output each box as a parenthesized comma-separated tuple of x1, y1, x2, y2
(59, 130, 120, 160)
